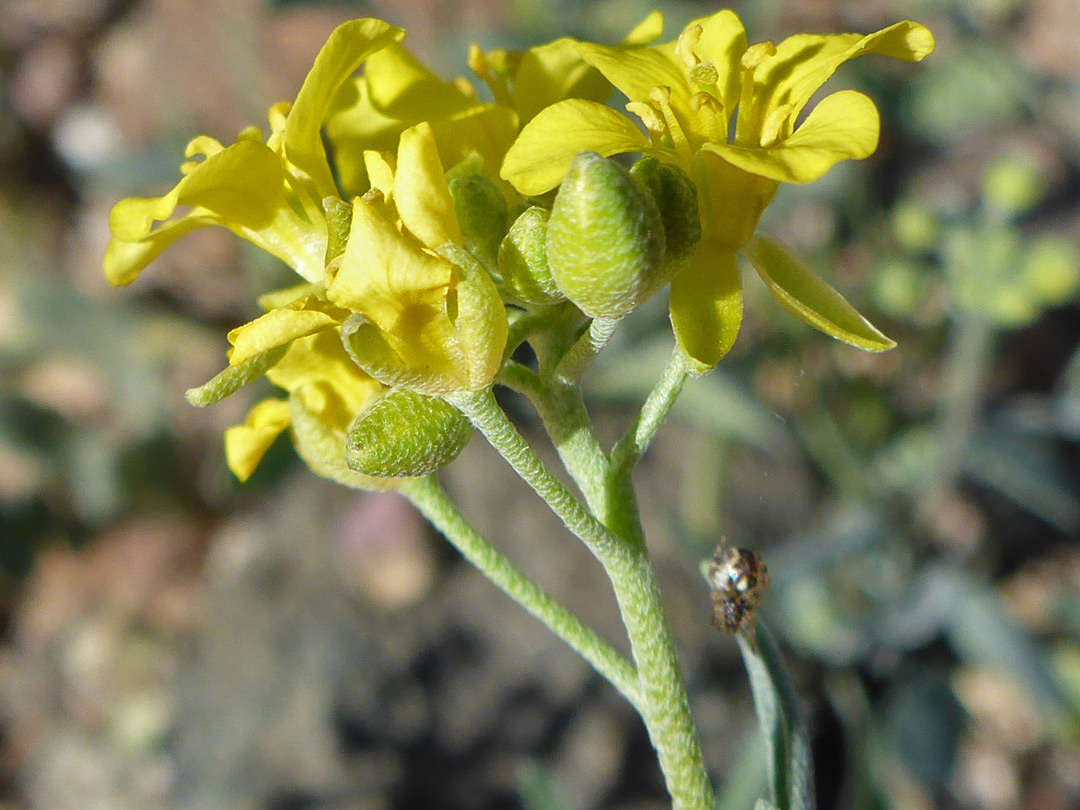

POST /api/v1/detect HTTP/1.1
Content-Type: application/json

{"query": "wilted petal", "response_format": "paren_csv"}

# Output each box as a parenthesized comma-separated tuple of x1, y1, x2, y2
(227, 294, 350, 365)
(395, 122, 462, 249)
(327, 196, 452, 327)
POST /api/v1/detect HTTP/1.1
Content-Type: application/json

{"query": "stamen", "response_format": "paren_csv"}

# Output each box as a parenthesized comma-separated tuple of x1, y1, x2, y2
(185, 136, 224, 160)
(649, 85, 691, 158)
(739, 41, 777, 71)
(626, 101, 666, 140)
(735, 42, 777, 145)
(468, 44, 512, 106)
(759, 103, 794, 148)
(690, 92, 725, 144)
(675, 23, 703, 69)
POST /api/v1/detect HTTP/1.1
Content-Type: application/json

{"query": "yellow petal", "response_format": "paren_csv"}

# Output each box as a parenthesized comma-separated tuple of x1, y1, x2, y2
(327, 196, 453, 325)
(703, 90, 880, 184)
(266, 329, 383, 429)
(288, 388, 398, 490)
(500, 99, 651, 195)
(738, 21, 934, 144)
(744, 235, 895, 351)
(669, 242, 743, 371)
(695, 150, 778, 249)
(224, 398, 291, 481)
(104, 139, 327, 286)
(512, 38, 610, 124)
(364, 150, 396, 198)
(283, 18, 406, 198)
(395, 122, 462, 249)
(574, 39, 692, 112)
(685, 10, 747, 126)
(227, 294, 350, 366)
(365, 42, 485, 122)
(104, 211, 212, 286)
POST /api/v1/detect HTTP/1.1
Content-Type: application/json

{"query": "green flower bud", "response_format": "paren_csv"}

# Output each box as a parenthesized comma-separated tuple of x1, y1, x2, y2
(346, 388, 472, 478)
(546, 152, 665, 319)
(449, 174, 508, 272)
(498, 206, 564, 305)
(630, 157, 700, 271)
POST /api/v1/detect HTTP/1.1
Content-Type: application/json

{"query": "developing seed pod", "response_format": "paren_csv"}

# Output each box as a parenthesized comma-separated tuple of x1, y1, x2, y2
(498, 206, 564, 305)
(629, 157, 700, 273)
(546, 151, 666, 319)
(346, 388, 472, 478)
(449, 174, 508, 273)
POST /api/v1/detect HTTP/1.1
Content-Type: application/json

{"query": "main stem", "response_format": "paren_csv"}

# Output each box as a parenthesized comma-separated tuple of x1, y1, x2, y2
(447, 388, 715, 810)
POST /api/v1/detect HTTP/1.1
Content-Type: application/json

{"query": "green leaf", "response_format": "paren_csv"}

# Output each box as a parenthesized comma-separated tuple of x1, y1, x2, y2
(185, 345, 288, 407)
(737, 622, 816, 810)
(744, 235, 895, 352)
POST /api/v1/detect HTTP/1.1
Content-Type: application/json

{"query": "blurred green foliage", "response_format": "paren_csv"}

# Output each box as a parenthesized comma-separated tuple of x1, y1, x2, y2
(1, 0, 1078, 808)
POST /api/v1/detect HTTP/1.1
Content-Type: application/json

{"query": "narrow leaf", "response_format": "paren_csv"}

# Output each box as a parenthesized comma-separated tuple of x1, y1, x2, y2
(738, 621, 816, 810)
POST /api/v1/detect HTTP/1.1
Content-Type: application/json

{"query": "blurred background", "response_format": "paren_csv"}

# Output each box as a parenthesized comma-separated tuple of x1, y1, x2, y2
(1, 0, 1079, 808)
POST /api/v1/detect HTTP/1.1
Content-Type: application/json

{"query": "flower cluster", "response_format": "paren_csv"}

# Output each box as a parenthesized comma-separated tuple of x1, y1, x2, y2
(104, 10, 933, 485)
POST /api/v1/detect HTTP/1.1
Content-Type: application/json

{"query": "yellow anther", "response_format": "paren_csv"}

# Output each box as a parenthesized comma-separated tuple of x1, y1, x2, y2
(689, 61, 719, 91)
(626, 101, 665, 139)
(649, 85, 691, 158)
(467, 43, 490, 79)
(740, 41, 777, 71)
(675, 23, 703, 68)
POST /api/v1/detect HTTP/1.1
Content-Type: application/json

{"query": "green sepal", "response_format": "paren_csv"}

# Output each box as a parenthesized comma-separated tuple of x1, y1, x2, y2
(448, 174, 509, 273)
(630, 157, 701, 273)
(323, 196, 353, 264)
(745, 235, 895, 352)
(498, 206, 563, 305)
(185, 345, 289, 407)
(546, 151, 665, 319)
(346, 388, 472, 477)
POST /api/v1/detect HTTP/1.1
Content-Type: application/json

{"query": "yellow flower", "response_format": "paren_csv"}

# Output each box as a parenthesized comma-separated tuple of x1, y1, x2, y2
(106, 18, 511, 484)
(502, 11, 934, 370)
(104, 19, 406, 287)
(223, 329, 391, 488)
(326, 122, 507, 395)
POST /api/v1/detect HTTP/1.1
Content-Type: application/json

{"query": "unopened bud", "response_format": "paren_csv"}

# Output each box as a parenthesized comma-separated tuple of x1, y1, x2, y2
(449, 174, 508, 272)
(546, 151, 665, 319)
(630, 157, 700, 273)
(346, 389, 472, 478)
(498, 206, 564, 305)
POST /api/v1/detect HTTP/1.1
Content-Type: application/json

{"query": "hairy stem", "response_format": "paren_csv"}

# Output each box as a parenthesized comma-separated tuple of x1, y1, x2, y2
(447, 388, 715, 810)
(401, 475, 641, 706)
(612, 347, 689, 474)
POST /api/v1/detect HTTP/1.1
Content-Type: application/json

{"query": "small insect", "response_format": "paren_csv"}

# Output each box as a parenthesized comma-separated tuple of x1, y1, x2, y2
(702, 543, 770, 645)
